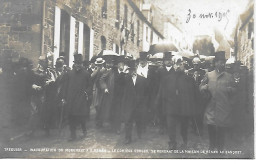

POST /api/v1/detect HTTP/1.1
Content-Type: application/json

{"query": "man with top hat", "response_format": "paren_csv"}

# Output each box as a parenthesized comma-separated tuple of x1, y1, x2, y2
(99, 56, 126, 134)
(136, 51, 149, 78)
(200, 51, 236, 151)
(61, 53, 92, 141)
(157, 55, 197, 150)
(186, 57, 207, 136)
(156, 52, 175, 134)
(136, 51, 157, 129)
(122, 60, 148, 144)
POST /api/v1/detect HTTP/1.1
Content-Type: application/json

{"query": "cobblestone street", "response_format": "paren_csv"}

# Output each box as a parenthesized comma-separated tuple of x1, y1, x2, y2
(0, 107, 254, 159)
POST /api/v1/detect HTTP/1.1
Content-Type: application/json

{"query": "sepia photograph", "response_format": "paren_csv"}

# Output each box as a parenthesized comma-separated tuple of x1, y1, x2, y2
(0, 0, 255, 159)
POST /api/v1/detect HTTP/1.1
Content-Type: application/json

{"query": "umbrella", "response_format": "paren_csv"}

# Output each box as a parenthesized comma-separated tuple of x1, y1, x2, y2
(90, 55, 99, 63)
(98, 50, 125, 65)
(149, 43, 179, 55)
(199, 55, 215, 62)
(149, 52, 164, 59)
(98, 50, 121, 61)
(176, 50, 195, 59)
(226, 56, 235, 64)
(98, 50, 120, 57)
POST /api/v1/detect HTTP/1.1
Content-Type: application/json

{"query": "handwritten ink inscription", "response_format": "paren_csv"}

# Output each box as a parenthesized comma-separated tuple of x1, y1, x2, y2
(186, 9, 230, 23)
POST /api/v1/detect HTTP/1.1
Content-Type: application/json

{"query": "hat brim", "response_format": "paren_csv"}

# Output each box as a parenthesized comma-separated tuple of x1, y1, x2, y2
(95, 60, 105, 65)
(213, 58, 226, 62)
(73, 61, 83, 64)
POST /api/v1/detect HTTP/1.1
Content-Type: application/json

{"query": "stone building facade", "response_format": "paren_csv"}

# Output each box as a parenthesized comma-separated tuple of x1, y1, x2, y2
(235, 2, 254, 70)
(0, 0, 164, 67)
(0, 0, 43, 65)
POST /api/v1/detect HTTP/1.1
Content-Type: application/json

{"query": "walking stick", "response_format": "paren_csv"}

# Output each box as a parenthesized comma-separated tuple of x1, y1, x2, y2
(10, 132, 30, 141)
(193, 117, 203, 147)
(58, 100, 65, 136)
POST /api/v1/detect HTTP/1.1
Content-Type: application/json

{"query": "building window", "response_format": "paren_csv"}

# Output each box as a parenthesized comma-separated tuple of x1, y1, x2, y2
(85, 0, 91, 5)
(131, 23, 135, 43)
(116, 44, 119, 54)
(83, 24, 91, 60)
(60, 10, 70, 66)
(150, 9, 153, 23)
(124, 4, 128, 32)
(248, 22, 253, 39)
(102, 0, 107, 19)
(252, 38, 254, 50)
(101, 36, 106, 50)
(150, 30, 153, 43)
(146, 26, 149, 42)
(115, 0, 120, 29)
(137, 20, 140, 46)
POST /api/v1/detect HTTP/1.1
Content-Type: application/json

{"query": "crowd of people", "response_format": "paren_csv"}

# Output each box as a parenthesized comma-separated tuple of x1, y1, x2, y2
(0, 50, 253, 151)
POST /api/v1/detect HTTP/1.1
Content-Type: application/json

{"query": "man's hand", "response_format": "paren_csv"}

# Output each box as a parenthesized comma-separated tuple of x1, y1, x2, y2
(46, 80, 54, 85)
(200, 84, 208, 91)
(32, 84, 42, 91)
(61, 99, 66, 105)
(104, 89, 109, 93)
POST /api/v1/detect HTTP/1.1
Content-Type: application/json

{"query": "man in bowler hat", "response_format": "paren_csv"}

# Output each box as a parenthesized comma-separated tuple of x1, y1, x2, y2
(136, 51, 157, 129)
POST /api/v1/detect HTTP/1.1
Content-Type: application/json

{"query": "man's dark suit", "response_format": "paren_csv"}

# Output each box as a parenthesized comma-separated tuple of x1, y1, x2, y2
(122, 74, 148, 142)
(156, 66, 175, 132)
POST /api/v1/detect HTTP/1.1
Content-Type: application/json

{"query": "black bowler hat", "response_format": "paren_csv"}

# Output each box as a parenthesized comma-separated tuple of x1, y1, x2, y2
(117, 55, 126, 64)
(73, 53, 83, 64)
(55, 58, 64, 68)
(214, 51, 226, 61)
(128, 60, 136, 70)
(19, 57, 29, 67)
(163, 52, 172, 61)
(139, 51, 148, 60)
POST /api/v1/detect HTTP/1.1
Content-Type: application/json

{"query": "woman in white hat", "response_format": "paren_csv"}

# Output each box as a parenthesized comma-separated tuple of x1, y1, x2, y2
(91, 58, 106, 128)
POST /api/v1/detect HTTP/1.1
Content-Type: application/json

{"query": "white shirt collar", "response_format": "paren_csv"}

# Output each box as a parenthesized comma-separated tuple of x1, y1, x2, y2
(139, 64, 149, 70)
(137, 64, 149, 78)
(166, 66, 172, 71)
(132, 74, 137, 85)
(118, 69, 123, 74)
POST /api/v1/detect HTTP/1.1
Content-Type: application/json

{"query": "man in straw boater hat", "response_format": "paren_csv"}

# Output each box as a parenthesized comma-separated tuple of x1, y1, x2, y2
(121, 59, 148, 144)
(61, 53, 92, 141)
(200, 51, 236, 151)
(157, 55, 197, 150)
(136, 51, 158, 130)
